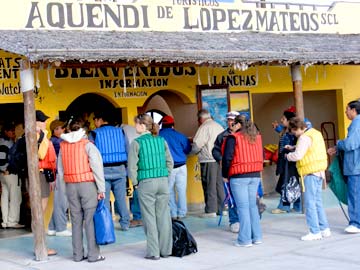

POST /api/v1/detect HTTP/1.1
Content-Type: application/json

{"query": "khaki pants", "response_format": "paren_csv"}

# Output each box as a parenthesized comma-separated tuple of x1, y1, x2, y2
(0, 174, 22, 227)
(66, 182, 99, 262)
(138, 177, 172, 257)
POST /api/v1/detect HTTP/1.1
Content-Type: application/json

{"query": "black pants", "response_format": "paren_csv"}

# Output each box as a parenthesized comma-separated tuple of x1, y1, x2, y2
(200, 162, 225, 213)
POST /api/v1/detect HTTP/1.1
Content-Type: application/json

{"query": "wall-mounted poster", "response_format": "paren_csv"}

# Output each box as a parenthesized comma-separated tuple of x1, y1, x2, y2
(230, 91, 251, 120)
(197, 85, 230, 128)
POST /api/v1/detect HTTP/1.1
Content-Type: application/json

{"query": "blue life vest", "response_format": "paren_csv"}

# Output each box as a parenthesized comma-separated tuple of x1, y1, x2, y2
(93, 125, 127, 165)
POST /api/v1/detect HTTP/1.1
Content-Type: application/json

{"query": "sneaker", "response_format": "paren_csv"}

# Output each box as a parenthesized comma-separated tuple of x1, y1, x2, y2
(344, 225, 360, 234)
(56, 230, 72, 237)
(230, 222, 240, 233)
(253, 240, 263, 245)
(120, 226, 129, 231)
(300, 232, 322, 241)
(199, 212, 217, 218)
(47, 230, 56, 236)
(271, 208, 287, 214)
(321, 228, 331, 238)
(234, 241, 252, 247)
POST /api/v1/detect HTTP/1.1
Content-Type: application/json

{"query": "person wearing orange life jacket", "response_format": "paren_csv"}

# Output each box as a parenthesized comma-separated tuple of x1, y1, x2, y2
(222, 115, 263, 247)
(57, 117, 106, 263)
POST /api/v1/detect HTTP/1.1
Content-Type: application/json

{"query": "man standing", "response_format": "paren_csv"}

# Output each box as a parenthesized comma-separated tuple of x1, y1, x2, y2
(192, 109, 225, 218)
(0, 122, 24, 229)
(121, 123, 142, 228)
(328, 100, 360, 234)
(159, 115, 191, 220)
(90, 111, 130, 231)
(212, 111, 240, 232)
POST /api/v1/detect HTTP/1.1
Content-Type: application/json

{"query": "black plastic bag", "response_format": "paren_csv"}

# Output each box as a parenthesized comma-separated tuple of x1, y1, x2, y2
(171, 220, 197, 257)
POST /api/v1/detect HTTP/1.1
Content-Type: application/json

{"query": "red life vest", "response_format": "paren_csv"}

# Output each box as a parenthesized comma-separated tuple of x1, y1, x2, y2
(38, 141, 57, 170)
(60, 139, 95, 183)
(228, 132, 263, 177)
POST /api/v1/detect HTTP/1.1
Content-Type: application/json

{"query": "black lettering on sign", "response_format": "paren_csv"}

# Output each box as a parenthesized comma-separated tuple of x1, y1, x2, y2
(25, 2, 150, 29)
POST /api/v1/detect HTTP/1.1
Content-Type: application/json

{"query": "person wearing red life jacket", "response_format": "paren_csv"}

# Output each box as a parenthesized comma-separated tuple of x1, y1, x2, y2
(222, 115, 264, 247)
(57, 117, 106, 263)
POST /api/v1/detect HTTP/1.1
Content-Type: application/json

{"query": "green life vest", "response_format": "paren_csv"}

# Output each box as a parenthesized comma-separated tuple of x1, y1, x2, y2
(135, 134, 168, 181)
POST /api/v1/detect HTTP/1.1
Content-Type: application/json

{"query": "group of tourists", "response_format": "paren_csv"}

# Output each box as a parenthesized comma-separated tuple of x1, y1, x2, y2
(0, 99, 359, 261)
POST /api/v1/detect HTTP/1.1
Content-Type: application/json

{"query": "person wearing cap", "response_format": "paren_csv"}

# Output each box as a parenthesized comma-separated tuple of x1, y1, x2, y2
(212, 111, 240, 232)
(271, 107, 302, 214)
(192, 109, 225, 218)
(36, 110, 58, 256)
(159, 115, 191, 220)
(47, 120, 72, 237)
(89, 110, 130, 231)
(0, 122, 24, 229)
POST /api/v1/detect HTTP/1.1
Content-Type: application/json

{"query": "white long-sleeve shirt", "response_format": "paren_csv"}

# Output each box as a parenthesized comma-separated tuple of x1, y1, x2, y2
(286, 134, 325, 179)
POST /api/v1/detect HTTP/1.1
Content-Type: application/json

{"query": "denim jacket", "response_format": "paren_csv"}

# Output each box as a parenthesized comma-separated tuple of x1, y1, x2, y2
(337, 115, 360, 176)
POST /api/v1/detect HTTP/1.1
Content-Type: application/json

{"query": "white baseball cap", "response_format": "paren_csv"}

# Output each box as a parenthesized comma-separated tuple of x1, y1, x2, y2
(226, 111, 240, 120)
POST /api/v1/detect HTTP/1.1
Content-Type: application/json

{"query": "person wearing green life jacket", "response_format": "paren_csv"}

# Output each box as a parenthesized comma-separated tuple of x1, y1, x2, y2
(128, 114, 174, 260)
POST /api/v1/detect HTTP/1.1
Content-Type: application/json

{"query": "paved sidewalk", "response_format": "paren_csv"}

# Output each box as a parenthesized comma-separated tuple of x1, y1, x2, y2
(0, 190, 359, 270)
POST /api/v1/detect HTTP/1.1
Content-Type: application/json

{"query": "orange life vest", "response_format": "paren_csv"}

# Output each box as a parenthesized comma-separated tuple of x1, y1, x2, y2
(60, 139, 95, 183)
(38, 140, 57, 170)
(228, 132, 263, 177)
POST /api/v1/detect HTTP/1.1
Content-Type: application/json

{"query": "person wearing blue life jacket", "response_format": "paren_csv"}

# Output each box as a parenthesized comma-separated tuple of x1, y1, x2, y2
(159, 115, 191, 220)
(328, 100, 360, 234)
(89, 110, 130, 231)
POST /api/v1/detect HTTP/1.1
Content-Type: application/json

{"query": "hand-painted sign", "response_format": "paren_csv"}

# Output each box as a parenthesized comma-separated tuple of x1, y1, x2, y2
(0, 55, 22, 96)
(0, 0, 359, 34)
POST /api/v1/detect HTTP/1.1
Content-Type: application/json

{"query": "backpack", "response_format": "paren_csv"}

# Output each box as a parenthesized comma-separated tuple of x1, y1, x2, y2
(171, 220, 198, 257)
(7, 136, 28, 179)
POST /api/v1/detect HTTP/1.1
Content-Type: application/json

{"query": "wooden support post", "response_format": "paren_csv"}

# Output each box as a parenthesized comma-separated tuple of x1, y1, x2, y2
(291, 64, 305, 121)
(20, 60, 47, 261)
(290, 64, 306, 214)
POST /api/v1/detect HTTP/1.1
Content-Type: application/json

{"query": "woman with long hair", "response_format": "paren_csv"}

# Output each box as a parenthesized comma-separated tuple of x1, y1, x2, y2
(128, 114, 173, 260)
(222, 115, 263, 247)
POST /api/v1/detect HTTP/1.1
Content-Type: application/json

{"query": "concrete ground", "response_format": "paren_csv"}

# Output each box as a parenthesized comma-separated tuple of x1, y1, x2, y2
(0, 189, 358, 270)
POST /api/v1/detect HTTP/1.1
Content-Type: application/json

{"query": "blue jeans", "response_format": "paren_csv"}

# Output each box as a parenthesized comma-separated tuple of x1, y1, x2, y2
(48, 175, 68, 232)
(347, 175, 360, 228)
(304, 175, 329, 234)
(168, 165, 187, 218)
(229, 181, 264, 224)
(230, 177, 262, 245)
(130, 188, 142, 220)
(104, 165, 130, 229)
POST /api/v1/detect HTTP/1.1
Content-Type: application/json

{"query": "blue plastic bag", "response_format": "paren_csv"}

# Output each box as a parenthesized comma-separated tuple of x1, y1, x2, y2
(93, 199, 116, 245)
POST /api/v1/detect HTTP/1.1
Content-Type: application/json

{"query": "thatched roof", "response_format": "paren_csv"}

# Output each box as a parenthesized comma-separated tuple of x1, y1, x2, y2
(1, 30, 360, 65)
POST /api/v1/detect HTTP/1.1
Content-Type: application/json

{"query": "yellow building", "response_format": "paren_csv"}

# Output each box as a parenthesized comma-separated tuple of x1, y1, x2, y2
(1, 0, 360, 212)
